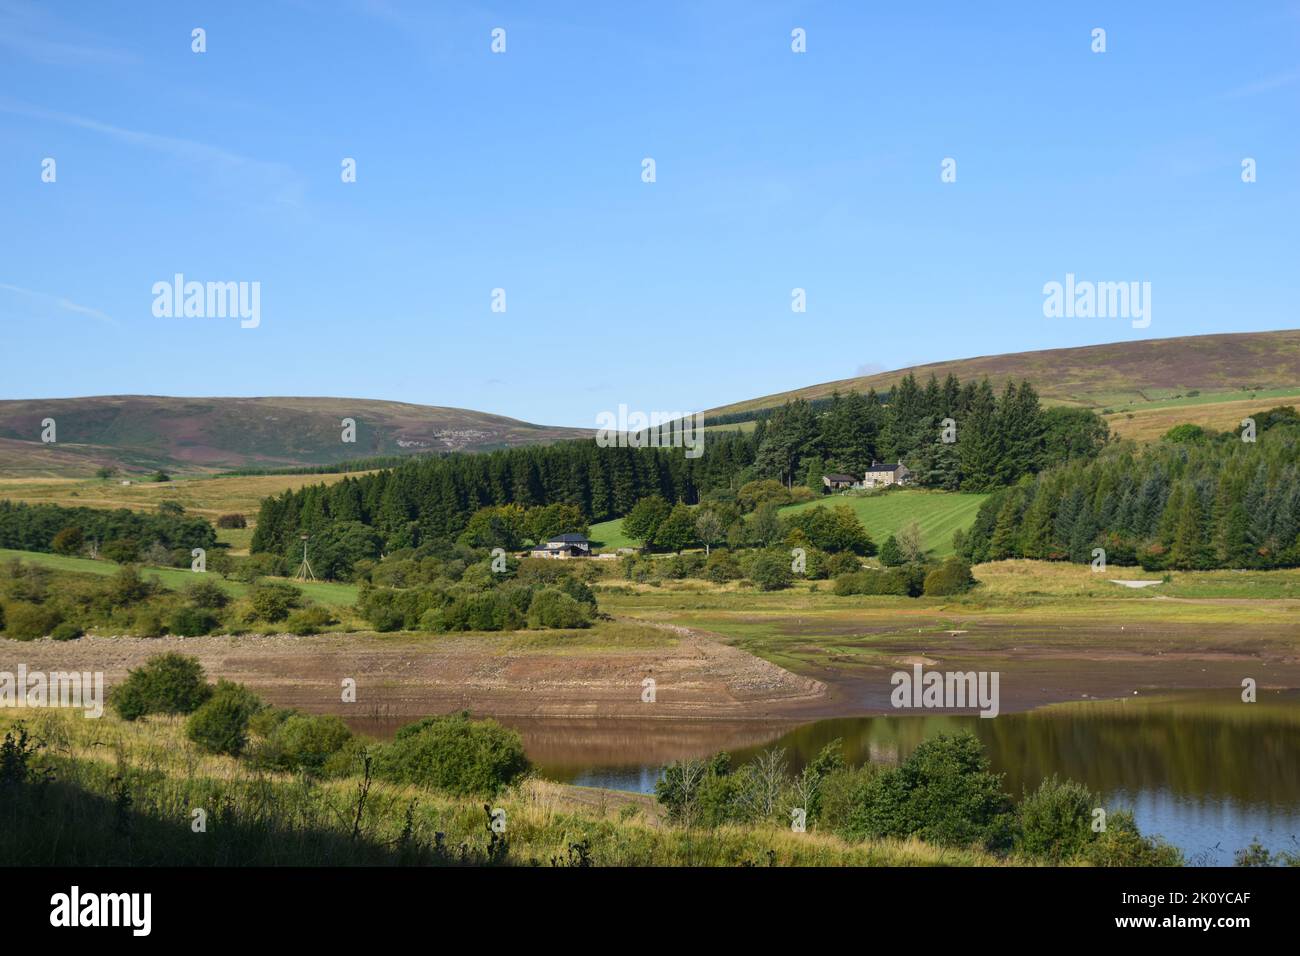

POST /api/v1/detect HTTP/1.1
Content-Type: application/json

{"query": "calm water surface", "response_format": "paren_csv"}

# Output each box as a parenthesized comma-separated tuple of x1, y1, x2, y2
(515, 690, 1300, 865)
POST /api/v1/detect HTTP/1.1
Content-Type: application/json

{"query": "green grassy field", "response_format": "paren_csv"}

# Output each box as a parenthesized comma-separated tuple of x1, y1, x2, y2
(0, 548, 359, 607)
(591, 489, 986, 557)
(781, 489, 988, 559)
(587, 516, 636, 550)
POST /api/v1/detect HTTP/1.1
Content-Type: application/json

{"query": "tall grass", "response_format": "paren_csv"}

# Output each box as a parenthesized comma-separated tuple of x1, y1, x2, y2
(0, 709, 1010, 867)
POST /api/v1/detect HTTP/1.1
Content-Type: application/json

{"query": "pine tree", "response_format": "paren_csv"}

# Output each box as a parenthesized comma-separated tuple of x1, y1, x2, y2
(959, 379, 1003, 492)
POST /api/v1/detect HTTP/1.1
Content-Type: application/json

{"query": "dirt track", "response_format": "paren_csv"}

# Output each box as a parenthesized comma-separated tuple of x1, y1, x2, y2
(0, 624, 827, 721)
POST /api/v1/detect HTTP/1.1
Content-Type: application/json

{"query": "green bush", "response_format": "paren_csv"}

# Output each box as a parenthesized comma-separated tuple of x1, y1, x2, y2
(818, 764, 880, 833)
(104, 566, 153, 607)
(749, 552, 794, 591)
(1016, 775, 1097, 862)
(132, 608, 166, 639)
(842, 733, 1014, 850)
(50, 622, 83, 641)
(185, 681, 264, 756)
(1080, 809, 1183, 866)
(374, 712, 529, 796)
(248, 706, 295, 739)
(2, 601, 63, 641)
(878, 534, 904, 567)
(168, 606, 218, 637)
(185, 578, 230, 609)
(284, 605, 336, 636)
(526, 588, 593, 629)
(111, 653, 212, 721)
(833, 566, 925, 597)
(823, 551, 861, 577)
(704, 550, 743, 583)
(248, 582, 304, 623)
(923, 557, 976, 596)
(254, 714, 354, 775)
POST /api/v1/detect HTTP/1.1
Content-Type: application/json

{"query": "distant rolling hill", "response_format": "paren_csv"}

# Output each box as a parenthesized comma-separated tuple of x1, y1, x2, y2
(0, 396, 590, 477)
(704, 330, 1300, 421)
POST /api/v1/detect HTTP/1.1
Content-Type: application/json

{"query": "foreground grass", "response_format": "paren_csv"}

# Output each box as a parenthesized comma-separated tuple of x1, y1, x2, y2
(0, 709, 1009, 867)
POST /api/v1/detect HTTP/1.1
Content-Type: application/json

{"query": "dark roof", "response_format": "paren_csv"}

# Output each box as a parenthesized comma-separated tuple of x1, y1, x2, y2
(824, 473, 858, 482)
(548, 533, 589, 543)
(866, 462, 903, 471)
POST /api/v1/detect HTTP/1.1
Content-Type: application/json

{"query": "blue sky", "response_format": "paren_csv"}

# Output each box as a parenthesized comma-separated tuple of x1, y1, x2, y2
(2, 1, 1297, 427)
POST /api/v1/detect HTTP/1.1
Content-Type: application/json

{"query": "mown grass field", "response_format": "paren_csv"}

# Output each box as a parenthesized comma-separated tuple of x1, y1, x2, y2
(587, 516, 636, 550)
(0, 547, 359, 607)
(781, 488, 989, 558)
(592, 489, 987, 558)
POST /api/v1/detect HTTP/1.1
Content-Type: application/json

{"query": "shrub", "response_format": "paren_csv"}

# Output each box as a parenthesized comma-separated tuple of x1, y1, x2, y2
(284, 605, 336, 636)
(111, 653, 212, 721)
(375, 712, 529, 795)
(749, 552, 793, 591)
(842, 733, 1014, 850)
(168, 606, 218, 637)
(215, 513, 248, 529)
(2, 601, 63, 641)
(818, 764, 880, 833)
(50, 622, 83, 641)
(104, 565, 152, 608)
(704, 550, 742, 583)
(185, 681, 264, 756)
(248, 582, 304, 622)
(1080, 809, 1183, 866)
(132, 608, 165, 639)
(1017, 775, 1097, 862)
(822, 551, 861, 577)
(255, 714, 355, 774)
(526, 588, 593, 629)
(185, 578, 230, 609)
(923, 557, 976, 596)
(833, 567, 923, 597)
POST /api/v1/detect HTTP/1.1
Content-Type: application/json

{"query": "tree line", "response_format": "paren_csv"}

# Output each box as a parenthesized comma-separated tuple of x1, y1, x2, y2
(960, 407, 1300, 570)
(759, 373, 1109, 492)
(250, 373, 1110, 565)
(0, 501, 216, 558)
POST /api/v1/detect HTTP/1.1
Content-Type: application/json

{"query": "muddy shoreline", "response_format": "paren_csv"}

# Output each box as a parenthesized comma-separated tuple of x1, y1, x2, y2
(2, 616, 1295, 725)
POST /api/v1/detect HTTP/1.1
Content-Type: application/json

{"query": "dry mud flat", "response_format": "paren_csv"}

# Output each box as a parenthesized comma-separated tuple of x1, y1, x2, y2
(0, 628, 827, 721)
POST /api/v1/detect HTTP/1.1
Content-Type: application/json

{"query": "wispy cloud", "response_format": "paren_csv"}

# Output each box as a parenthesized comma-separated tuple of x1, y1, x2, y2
(0, 283, 118, 327)
(0, 100, 306, 209)
(1217, 66, 1300, 100)
(0, 0, 137, 67)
